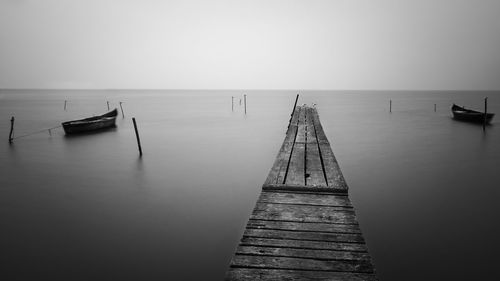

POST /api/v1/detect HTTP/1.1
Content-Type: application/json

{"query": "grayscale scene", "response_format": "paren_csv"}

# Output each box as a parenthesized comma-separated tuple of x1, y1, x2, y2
(1, 1, 499, 280)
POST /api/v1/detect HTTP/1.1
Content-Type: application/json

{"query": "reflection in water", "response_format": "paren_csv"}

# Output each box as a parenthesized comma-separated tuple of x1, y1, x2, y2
(0, 90, 499, 280)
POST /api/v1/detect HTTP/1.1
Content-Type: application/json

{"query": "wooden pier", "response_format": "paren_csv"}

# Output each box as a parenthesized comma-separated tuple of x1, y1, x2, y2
(225, 105, 377, 280)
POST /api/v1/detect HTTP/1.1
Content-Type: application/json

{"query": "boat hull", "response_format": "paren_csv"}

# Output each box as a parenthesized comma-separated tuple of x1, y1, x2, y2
(62, 108, 118, 134)
(451, 104, 495, 124)
(452, 111, 494, 123)
(62, 117, 116, 134)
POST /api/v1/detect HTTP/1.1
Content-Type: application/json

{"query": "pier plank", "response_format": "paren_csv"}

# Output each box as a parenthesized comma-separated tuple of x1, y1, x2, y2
(235, 246, 371, 261)
(230, 255, 374, 273)
(285, 143, 305, 186)
(258, 191, 352, 207)
(310, 107, 329, 144)
(306, 143, 327, 186)
(264, 141, 294, 185)
(247, 219, 361, 234)
(226, 268, 377, 281)
(239, 237, 369, 252)
(319, 143, 348, 191)
(243, 228, 364, 243)
(252, 203, 356, 224)
(305, 107, 318, 144)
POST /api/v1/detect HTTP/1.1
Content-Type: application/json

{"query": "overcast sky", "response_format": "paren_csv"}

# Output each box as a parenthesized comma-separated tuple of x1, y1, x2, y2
(1, 0, 500, 90)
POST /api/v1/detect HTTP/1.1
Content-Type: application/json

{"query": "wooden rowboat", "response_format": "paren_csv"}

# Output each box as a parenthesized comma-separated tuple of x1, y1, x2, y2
(451, 104, 494, 123)
(62, 108, 118, 134)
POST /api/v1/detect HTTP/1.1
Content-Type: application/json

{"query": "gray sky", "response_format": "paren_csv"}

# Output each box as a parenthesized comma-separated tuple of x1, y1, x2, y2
(1, 0, 500, 90)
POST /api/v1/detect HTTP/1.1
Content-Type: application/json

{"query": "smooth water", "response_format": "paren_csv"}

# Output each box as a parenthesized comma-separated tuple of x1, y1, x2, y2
(1, 90, 499, 280)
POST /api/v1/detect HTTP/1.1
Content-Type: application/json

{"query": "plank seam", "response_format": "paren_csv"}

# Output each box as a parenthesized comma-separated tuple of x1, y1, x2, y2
(304, 109, 306, 186)
(261, 190, 349, 196)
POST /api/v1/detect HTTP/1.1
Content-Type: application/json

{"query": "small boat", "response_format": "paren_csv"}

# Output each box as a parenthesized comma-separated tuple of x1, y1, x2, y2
(451, 104, 495, 123)
(62, 108, 118, 134)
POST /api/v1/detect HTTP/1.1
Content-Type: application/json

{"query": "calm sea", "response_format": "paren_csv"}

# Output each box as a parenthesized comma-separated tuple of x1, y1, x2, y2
(1, 90, 499, 280)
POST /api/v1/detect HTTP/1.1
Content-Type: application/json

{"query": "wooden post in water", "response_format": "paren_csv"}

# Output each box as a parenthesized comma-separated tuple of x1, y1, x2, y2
(119, 102, 125, 118)
(390, 99, 392, 113)
(64, 100, 67, 111)
(231, 96, 234, 112)
(434, 104, 436, 112)
(244, 94, 247, 114)
(8, 117, 14, 144)
(483, 97, 488, 131)
(107, 101, 110, 111)
(132, 118, 143, 156)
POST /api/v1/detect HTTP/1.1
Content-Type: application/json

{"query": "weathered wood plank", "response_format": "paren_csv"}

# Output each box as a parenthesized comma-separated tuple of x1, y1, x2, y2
(319, 143, 348, 191)
(225, 268, 378, 281)
(230, 255, 374, 273)
(284, 121, 298, 143)
(264, 141, 294, 185)
(235, 246, 372, 262)
(247, 219, 361, 234)
(310, 107, 329, 144)
(305, 107, 318, 144)
(285, 143, 305, 185)
(251, 203, 357, 224)
(259, 191, 352, 207)
(243, 228, 364, 243)
(295, 108, 307, 143)
(262, 184, 348, 193)
(240, 237, 368, 252)
(306, 143, 327, 186)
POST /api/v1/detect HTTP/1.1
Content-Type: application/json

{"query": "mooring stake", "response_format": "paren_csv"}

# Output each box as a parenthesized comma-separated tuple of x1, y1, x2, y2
(107, 101, 110, 111)
(64, 100, 67, 111)
(483, 97, 488, 132)
(244, 94, 247, 114)
(390, 100, 392, 113)
(8, 117, 14, 144)
(119, 102, 125, 118)
(132, 117, 143, 156)
(231, 96, 234, 112)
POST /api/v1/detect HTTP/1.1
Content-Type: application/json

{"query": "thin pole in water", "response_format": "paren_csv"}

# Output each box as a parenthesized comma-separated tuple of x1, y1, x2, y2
(390, 100, 392, 113)
(434, 104, 436, 112)
(119, 102, 125, 118)
(244, 94, 247, 114)
(107, 101, 110, 111)
(132, 117, 143, 156)
(8, 117, 14, 144)
(231, 96, 234, 112)
(64, 100, 67, 111)
(483, 97, 488, 131)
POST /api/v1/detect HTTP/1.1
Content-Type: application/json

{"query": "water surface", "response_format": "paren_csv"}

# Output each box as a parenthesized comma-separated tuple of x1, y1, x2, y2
(1, 90, 499, 280)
